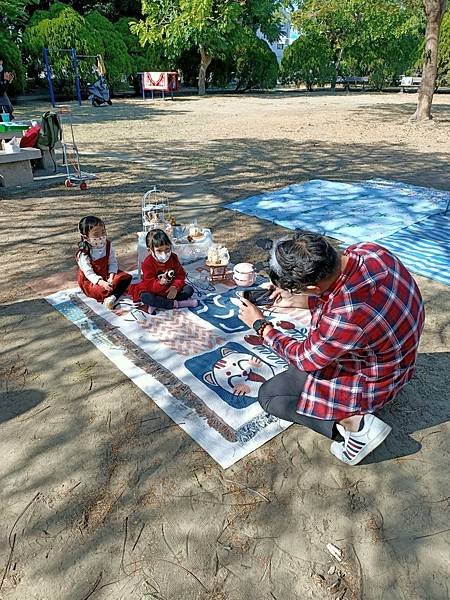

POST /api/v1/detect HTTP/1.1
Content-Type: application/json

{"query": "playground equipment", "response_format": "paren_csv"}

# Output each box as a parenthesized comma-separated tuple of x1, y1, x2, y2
(139, 72, 179, 100)
(42, 49, 105, 107)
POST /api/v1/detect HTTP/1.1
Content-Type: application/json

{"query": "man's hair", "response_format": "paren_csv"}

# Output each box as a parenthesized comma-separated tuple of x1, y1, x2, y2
(269, 230, 339, 292)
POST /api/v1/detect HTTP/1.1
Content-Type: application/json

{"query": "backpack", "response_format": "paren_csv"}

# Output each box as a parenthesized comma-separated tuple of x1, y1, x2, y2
(37, 111, 62, 152)
(37, 111, 62, 172)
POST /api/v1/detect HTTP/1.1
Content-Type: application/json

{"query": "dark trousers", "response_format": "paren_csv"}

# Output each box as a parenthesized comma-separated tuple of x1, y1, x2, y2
(258, 365, 336, 439)
(140, 284, 194, 310)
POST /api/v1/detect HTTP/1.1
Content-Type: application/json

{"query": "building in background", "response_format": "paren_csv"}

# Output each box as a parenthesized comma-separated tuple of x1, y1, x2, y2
(258, 9, 298, 63)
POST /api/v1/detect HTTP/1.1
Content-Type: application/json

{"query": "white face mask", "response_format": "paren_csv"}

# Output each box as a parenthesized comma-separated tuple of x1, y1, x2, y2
(154, 250, 171, 263)
(89, 235, 107, 249)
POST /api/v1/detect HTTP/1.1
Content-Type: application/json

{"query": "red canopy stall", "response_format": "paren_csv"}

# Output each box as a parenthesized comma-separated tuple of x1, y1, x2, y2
(139, 71, 179, 99)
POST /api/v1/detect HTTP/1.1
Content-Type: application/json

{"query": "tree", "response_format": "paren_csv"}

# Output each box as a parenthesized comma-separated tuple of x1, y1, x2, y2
(115, 16, 171, 92)
(436, 10, 450, 86)
(0, 0, 37, 93)
(31, 0, 142, 20)
(413, 0, 448, 119)
(24, 3, 98, 93)
(280, 31, 335, 90)
(85, 10, 132, 91)
(1, 0, 36, 24)
(132, 0, 283, 95)
(234, 35, 278, 92)
(23, 2, 136, 94)
(292, 0, 423, 89)
(0, 30, 26, 94)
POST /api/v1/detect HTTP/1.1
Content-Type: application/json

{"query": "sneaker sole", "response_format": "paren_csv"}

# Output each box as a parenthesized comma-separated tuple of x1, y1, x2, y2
(332, 424, 392, 466)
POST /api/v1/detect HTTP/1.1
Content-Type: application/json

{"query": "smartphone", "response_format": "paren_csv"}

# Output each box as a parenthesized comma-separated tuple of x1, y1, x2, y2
(239, 287, 274, 307)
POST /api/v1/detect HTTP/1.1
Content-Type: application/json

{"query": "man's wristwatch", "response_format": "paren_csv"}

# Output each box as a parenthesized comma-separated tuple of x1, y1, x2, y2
(252, 319, 271, 337)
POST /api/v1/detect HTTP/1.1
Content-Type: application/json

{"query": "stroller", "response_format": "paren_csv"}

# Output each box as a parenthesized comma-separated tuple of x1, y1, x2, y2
(88, 75, 112, 107)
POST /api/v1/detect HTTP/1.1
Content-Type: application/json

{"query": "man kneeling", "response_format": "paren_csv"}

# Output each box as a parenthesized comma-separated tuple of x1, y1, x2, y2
(237, 231, 424, 466)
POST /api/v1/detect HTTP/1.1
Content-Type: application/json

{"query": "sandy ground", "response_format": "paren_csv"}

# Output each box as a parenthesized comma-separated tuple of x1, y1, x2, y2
(0, 91, 449, 600)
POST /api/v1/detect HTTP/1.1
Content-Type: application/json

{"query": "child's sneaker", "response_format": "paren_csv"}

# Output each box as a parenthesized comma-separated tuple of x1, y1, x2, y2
(330, 414, 391, 466)
(103, 295, 117, 310)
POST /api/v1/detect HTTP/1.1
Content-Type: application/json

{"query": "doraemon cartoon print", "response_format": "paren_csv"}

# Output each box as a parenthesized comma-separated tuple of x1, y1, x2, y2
(185, 342, 281, 409)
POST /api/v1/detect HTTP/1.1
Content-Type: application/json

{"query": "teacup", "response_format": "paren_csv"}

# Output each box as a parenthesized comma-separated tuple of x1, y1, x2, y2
(233, 263, 255, 286)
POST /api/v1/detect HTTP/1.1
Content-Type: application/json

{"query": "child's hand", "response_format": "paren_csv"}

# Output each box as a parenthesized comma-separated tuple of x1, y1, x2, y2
(99, 279, 113, 291)
(166, 286, 178, 300)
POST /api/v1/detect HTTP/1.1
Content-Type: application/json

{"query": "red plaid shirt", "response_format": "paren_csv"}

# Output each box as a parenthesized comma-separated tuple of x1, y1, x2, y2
(265, 243, 425, 421)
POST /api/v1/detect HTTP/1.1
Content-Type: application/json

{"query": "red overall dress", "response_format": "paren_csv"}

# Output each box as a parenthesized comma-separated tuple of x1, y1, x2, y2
(77, 241, 132, 302)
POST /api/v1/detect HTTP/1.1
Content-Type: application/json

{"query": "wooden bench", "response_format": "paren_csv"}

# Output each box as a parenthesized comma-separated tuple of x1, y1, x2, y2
(400, 76, 422, 92)
(336, 76, 369, 90)
(0, 148, 42, 188)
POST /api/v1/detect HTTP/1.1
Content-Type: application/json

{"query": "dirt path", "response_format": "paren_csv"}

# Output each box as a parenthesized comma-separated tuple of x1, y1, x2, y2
(0, 92, 449, 600)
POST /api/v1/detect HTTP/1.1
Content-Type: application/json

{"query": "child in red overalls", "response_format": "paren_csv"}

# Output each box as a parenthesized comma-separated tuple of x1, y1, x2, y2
(76, 215, 132, 309)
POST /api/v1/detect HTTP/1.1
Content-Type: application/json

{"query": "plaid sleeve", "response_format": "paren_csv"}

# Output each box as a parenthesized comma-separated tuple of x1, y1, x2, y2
(265, 315, 365, 372)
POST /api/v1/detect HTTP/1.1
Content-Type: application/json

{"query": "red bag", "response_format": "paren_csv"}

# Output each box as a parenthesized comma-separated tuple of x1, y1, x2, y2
(20, 124, 41, 148)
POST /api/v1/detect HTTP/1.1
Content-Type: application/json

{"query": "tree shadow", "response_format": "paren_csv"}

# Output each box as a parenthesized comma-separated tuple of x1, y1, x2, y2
(1, 97, 449, 599)
(0, 388, 46, 424)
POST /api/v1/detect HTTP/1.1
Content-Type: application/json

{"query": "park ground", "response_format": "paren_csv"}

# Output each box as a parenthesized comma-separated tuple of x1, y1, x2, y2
(0, 91, 449, 600)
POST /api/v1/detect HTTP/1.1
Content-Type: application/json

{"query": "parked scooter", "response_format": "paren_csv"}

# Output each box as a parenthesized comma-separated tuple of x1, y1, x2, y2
(87, 75, 112, 107)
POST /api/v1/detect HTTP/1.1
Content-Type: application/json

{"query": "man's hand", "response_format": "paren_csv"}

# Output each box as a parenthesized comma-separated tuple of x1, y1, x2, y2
(166, 286, 178, 300)
(107, 273, 115, 284)
(99, 279, 113, 291)
(269, 285, 310, 309)
(237, 298, 264, 328)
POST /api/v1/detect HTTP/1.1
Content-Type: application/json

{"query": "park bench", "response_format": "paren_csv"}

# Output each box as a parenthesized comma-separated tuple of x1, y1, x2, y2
(0, 131, 24, 142)
(0, 147, 42, 188)
(336, 76, 369, 91)
(400, 76, 422, 92)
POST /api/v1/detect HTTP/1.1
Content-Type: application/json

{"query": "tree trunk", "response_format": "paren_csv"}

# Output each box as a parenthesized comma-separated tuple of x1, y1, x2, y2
(331, 47, 344, 90)
(412, 0, 447, 120)
(198, 46, 212, 96)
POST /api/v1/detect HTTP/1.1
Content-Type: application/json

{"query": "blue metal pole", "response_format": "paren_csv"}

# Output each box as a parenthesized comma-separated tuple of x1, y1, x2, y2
(43, 48, 56, 107)
(71, 48, 82, 106)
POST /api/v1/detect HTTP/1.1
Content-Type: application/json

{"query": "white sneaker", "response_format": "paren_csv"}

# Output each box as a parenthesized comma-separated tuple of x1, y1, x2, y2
(103, 295, 117, 310)
(330, 414, 392, 466)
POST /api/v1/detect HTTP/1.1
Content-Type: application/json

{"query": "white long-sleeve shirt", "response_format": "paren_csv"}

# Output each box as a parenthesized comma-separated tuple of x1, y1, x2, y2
(77, 242, 118, 285)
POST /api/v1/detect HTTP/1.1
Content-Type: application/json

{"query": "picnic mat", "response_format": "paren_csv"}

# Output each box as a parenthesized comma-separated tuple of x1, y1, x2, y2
(379, 214, 450, 286)
(45, 262, 311, 468)
(225, 179, 450, 244)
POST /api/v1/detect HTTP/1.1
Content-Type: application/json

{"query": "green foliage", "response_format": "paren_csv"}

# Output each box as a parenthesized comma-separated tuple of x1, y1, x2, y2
(0, 0, 37, 93)
(23, 2, 98, 92)
(0, 30, 26, 94)
(235, 36, 278, 91)
(85, 10, 131, 90)
(23, 2, 138, 94)
(0, 0, 36, 24)
(133, 0, 283, 93)
(115, 16, 170, 72)
(280, 32, 335, 89)
(56, 0, 142, 20)
(292, 0, 424, 89)
(437, 10, 450, 86)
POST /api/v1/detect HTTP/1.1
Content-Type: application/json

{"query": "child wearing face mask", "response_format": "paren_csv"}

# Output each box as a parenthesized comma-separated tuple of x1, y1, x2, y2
(128, 229, 198, 311)
(76, 215, 132, 309)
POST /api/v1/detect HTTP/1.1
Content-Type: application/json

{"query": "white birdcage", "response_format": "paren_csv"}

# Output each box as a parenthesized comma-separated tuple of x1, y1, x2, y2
(141, 186, 172, 233)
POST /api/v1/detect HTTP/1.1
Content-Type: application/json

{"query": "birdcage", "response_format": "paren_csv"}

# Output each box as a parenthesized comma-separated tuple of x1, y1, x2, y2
(141, 186, 173, 233)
